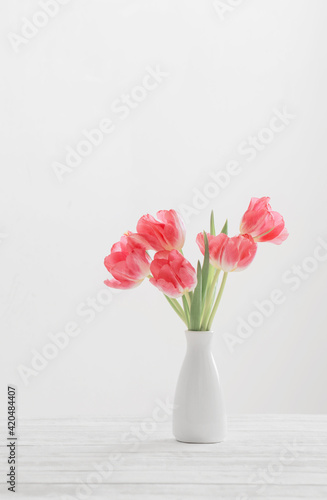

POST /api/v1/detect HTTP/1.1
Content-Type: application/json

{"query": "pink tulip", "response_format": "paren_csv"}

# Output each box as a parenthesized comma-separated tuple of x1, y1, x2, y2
(136, 210, 186, 251)
(104, 233, 151, 289)
(149, 250, 197, 298)
(240, 197, 288, 244)
(196, 232, 257, 272)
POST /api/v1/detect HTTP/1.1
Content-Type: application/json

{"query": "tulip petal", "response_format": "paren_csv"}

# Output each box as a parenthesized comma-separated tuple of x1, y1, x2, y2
(149, 278, 181, 298)
(149, 249, 197, 297)
(104, 278, 141, 289)
(104, 233, 151, 289)
(240, 197, 288, 244)
(136, 210, 186, 251)
(197, 231, 256, 272)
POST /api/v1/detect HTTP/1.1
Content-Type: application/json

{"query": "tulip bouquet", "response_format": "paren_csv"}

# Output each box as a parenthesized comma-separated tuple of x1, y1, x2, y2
(104, 198, 288, 331)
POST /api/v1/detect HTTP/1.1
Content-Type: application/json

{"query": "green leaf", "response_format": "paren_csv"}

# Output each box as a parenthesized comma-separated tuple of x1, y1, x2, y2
(190, 261, 202, 331)
(210, 210, 216, 236)
(201, 231, 210, 300)
(220, 219, 228, 235)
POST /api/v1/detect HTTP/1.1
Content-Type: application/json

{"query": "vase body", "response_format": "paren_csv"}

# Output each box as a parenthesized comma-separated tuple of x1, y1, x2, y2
(173, 330, 227, 443)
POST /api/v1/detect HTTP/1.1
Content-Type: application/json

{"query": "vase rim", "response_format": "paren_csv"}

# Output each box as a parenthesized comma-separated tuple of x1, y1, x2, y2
(185, 330, 213, 334)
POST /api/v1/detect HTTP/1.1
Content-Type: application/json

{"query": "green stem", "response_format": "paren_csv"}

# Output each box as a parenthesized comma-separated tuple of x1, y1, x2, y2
(182, 294, 190, 327)
(206, 272, 228, 330)
(200, 269, 220, 330)
(164, 295, 187, 326)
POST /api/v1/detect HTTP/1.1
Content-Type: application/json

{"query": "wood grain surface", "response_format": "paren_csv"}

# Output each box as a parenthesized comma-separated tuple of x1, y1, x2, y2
(1, 415, 326, 499)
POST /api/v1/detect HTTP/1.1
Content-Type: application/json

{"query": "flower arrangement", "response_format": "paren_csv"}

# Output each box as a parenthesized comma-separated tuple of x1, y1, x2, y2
(104, 197, 288, 331)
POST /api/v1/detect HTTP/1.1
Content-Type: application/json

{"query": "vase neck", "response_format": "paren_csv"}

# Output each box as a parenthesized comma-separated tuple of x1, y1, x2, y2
(185, 330, 214, 350)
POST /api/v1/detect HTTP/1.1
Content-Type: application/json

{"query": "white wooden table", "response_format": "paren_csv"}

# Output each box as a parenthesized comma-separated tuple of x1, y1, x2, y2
(1, 415, 327, 499)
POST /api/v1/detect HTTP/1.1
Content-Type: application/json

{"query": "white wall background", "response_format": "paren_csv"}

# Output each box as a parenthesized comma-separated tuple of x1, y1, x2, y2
(1, 0, 327, 419)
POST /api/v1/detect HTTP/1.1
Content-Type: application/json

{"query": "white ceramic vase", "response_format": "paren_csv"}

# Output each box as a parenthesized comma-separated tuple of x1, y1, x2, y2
(173, 330, 227, 444)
